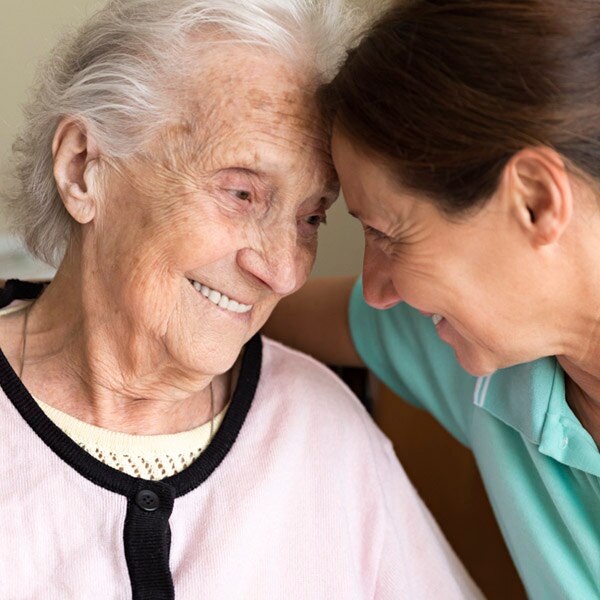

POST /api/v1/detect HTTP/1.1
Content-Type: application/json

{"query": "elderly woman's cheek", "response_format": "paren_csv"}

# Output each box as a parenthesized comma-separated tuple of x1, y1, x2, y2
(296, 238, 318, 288)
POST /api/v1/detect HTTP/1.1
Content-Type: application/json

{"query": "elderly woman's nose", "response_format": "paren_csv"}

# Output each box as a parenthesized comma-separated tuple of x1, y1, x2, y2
(237, 234, 301, 295)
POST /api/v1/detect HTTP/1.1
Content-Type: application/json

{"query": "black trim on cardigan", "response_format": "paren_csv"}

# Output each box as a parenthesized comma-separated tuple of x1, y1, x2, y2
(125, 481, 176, 600)
(0, 279, 46, 307)
(0, 327, 262, 495)
(0, 278, 263, 599)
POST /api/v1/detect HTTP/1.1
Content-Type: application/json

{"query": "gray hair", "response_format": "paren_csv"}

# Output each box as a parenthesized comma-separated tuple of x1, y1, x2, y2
(6, 0, 362, 266)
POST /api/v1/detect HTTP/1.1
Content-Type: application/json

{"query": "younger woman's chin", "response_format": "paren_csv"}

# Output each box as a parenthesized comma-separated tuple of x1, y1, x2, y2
(453, 347, 499, 378)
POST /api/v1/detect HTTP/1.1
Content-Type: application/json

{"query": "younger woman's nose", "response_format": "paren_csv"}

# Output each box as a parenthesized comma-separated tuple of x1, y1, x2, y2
(362, 249, 401, 310)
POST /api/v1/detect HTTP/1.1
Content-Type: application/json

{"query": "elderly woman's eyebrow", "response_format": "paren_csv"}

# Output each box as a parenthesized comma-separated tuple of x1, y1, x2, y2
(217, 166, 262, 178)
(218, 165, 339, 200)
(214, 166, 278, 192)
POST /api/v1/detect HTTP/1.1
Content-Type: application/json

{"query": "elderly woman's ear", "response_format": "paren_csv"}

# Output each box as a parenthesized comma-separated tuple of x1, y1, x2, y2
(52, 118, 101, 225)
(502, 147, 574, 247)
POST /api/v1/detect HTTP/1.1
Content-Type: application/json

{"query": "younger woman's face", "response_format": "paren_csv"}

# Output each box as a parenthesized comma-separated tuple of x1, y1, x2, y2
(332, 131, 562, 376)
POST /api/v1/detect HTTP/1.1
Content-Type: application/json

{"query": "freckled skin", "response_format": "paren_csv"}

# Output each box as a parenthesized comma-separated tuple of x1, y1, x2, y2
(3, 44, 338, 435)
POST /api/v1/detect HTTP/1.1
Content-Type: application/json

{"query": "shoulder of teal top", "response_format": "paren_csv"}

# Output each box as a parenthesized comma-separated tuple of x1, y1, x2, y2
(482, 357, 600, 476)
(469, 358, 600, 599)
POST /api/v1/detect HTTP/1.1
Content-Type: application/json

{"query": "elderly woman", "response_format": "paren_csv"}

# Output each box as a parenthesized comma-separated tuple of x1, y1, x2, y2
(266, 0, 600, 598)
(0, 0, 484, 598)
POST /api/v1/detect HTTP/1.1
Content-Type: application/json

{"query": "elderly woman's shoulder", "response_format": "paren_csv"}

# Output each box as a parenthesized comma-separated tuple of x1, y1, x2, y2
(260, 336, 373, 421)
(259, 336, 396, 477)
(262, 336, 359, 389)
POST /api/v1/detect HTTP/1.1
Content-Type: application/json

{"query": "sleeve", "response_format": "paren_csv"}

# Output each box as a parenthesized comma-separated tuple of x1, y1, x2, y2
(348, 277, 476, 447)
(372, 436, 484, 600)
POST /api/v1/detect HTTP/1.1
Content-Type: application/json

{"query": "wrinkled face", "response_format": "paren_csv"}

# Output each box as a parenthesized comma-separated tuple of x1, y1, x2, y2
(332, 131, 557, 376)
(91, 45, 338, 375)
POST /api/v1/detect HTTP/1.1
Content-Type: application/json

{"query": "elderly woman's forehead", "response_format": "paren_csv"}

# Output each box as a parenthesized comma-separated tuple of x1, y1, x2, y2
(163, 96, 329, 166)
(162, 51, 328, 149)
(135, 43, 334, 184)
(187, 43, 317, 112)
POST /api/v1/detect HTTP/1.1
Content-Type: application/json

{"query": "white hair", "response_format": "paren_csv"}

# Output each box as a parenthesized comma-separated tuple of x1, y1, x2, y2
(5, 0, 362, 266)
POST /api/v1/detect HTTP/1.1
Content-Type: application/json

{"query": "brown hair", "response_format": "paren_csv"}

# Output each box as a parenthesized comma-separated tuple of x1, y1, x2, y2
(320, 0, 600, 213)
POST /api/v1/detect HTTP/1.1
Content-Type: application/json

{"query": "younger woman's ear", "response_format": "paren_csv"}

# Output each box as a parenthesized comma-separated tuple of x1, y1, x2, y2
(502, 147, 573, 246)
(52, 118, 101, 224)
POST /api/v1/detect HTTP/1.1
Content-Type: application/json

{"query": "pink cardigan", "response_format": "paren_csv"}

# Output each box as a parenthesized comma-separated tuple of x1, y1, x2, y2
(0, 317, 480, 598)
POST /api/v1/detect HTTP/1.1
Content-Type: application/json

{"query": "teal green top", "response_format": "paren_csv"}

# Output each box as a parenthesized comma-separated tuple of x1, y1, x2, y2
(349, 279, 600, 600)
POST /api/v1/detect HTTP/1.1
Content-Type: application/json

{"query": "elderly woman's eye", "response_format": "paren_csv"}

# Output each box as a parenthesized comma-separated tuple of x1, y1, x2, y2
(230, 190, 251, 201)
(306, 215, 327, 227)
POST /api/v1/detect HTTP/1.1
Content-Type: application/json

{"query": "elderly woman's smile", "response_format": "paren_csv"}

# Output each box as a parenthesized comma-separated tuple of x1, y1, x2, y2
(188, 280, 253, 314)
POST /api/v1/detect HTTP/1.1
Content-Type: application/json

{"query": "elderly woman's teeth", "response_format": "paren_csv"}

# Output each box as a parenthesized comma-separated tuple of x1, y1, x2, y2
(432, 314, 443, 326)
(190, 280, 252, 314)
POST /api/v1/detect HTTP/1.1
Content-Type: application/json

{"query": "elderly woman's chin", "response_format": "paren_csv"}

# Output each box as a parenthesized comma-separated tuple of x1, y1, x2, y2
(168, 322, 248, 376)
(171, 307, 267, 377)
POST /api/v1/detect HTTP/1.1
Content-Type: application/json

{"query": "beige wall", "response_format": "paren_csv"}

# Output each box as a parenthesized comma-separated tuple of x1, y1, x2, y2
(0, 1, 364, 279)
(1, 1, 103, 174)
(0, 1, 103, 230)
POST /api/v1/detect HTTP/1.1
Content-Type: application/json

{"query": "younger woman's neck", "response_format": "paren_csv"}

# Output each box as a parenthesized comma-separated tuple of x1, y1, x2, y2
(559, 354, 600, 449)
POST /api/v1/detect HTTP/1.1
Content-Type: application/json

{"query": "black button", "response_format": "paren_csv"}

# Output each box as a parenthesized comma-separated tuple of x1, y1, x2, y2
(136, 490, 160, 512)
